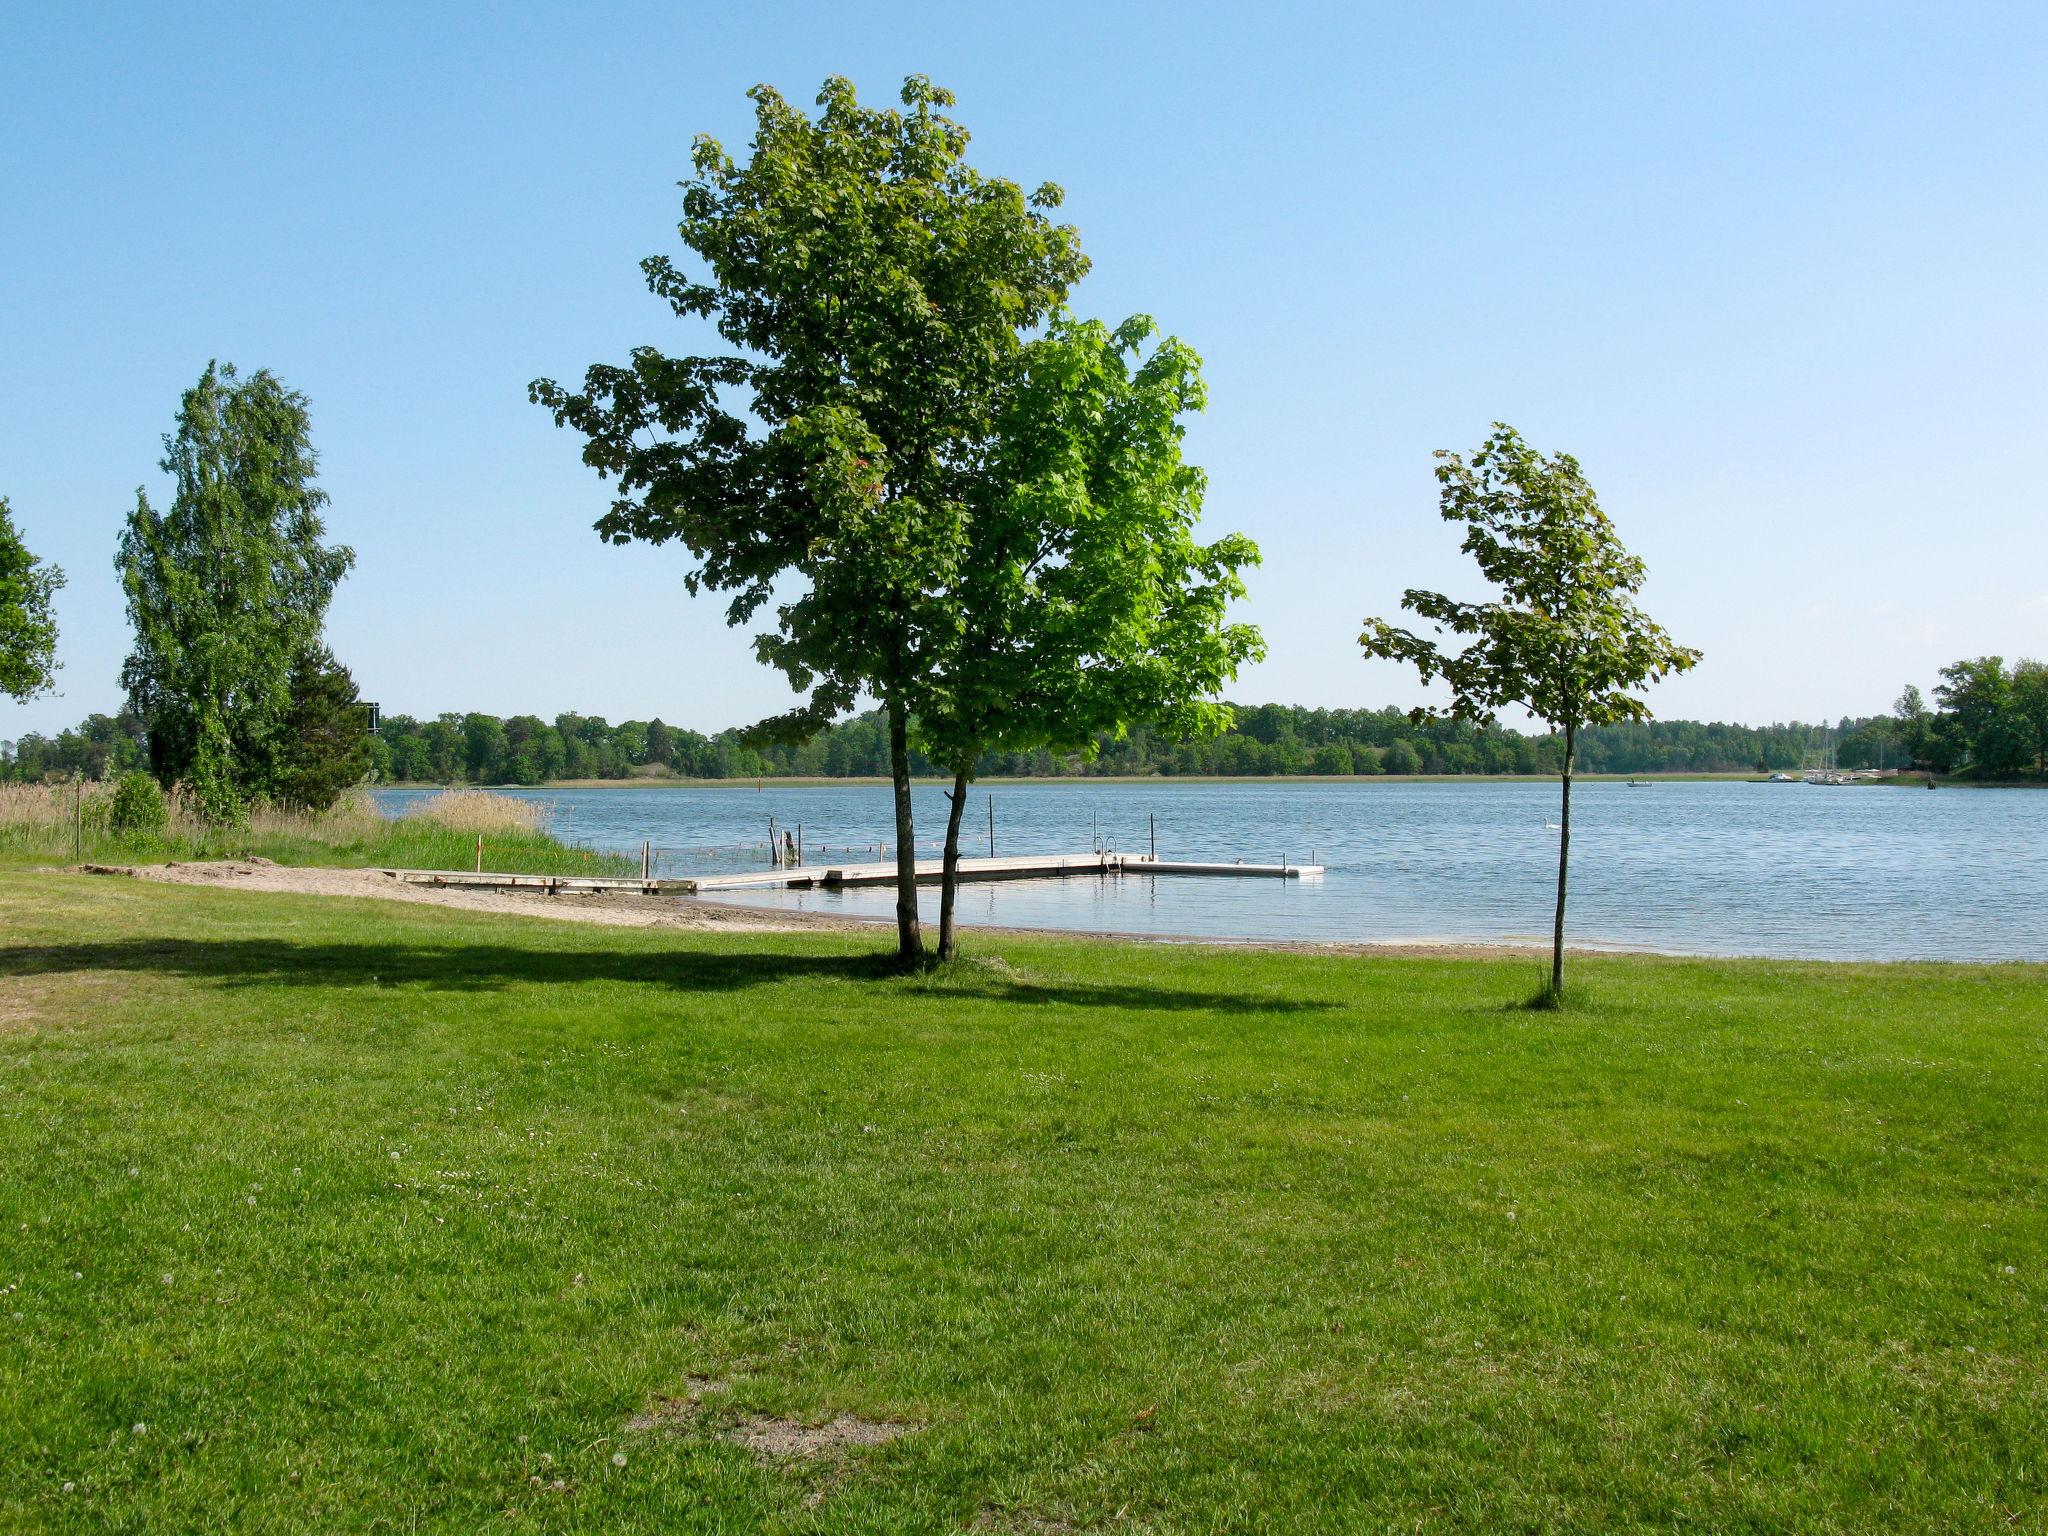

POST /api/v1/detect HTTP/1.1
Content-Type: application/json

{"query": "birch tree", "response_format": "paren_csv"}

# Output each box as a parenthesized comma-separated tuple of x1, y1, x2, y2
(117, 363, 354, 822)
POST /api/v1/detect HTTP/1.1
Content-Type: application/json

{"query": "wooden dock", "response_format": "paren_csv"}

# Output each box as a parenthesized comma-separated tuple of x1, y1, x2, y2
(380, 869, 693, 896)
(384, 851, 1322, 897)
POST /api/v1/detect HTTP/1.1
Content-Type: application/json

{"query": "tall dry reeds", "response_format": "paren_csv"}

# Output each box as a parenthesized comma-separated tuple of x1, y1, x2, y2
(0, 779, 610, 874)
(0, 781, 102, 840)
(398, 789, 547, 834)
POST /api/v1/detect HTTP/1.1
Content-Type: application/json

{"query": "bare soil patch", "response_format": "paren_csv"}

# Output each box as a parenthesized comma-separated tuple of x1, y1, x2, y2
(725, 1410, 917, 1460)
(624, 1375, 918, 1463)
(0, 969, 147, 1033)
(622, 1374, 729, 1432)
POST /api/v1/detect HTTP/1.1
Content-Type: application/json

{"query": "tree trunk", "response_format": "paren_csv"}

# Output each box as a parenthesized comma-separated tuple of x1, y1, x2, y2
(1551, 720, 1575, 998)
(937, 766, 970, 961)
(886, 698, 923, 964)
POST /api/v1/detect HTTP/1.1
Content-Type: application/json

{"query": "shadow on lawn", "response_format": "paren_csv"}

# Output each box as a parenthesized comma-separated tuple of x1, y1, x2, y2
(0, 938, 1336, 1016)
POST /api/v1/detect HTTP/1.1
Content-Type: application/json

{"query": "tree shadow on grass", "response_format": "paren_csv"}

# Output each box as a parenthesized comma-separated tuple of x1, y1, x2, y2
(0, 939, 1338, 1016)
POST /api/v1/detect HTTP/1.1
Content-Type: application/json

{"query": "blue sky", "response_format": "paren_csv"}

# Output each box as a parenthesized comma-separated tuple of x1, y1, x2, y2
(4, 2, 2044, 738)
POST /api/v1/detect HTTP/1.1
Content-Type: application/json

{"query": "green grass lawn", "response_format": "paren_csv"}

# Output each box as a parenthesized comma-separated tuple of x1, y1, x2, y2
(1, 869, 2042, 1533)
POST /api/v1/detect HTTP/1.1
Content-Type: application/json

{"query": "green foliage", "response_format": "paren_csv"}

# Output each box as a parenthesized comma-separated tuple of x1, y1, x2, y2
(0, 496, 65, 701)
(914, 316, 1262, 774)
(116, 362, 354, 823)
(1928, 655, 2046, 779)
(1893, 683, 1932, 765)
(535, 75, 1090, 960)
(2013, 660, 2048, 777)
(1381, 738, 1424, 776)
(906, 313, 1263, 951)
(108, 770, 167, 836)
(1362, 426, 1701, 737)
(1363, 425, 1700, 994)
(274, 648, 372, 810)
(1, 713, 149, 783)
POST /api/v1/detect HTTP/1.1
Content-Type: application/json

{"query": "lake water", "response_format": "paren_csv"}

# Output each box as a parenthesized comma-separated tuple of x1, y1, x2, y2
(369, 780, 2047, 963)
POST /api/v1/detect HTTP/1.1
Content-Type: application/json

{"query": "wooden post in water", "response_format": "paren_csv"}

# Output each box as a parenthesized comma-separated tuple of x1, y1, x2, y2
(1149, 813, 1156, 860)
(641, 839, 651, 881)
(796, 823, 803, 867)
(768, 816, 778, 868)
(987, 794, 995, 858)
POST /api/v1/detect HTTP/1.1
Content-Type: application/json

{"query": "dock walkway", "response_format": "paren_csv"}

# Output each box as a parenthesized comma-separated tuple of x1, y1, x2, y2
(384, 851, 1323, 897)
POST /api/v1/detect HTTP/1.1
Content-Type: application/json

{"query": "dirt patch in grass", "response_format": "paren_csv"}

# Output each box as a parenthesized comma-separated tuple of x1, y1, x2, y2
(725, 1410, 917, 1460)
(0, 970, 139, 1032)
(622, 1374, 730, 1431)
(625, 1375, 918, 1463)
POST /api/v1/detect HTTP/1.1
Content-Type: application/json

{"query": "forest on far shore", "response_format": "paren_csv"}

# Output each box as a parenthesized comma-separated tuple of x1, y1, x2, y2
(13, 659, 2044, 786)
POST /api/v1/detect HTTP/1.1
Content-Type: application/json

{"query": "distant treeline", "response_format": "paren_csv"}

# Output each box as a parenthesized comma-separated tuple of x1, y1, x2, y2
(0, 696, 2007, 785)
(11, 653, 2041, 787)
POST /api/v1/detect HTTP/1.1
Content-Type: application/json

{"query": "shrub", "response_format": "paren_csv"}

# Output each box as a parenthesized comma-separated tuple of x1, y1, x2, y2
(1310, 743, 1355, 775)
(110, 772, 168, 836)
(275, 648, 372, 810)
(1383, 740, 1425, 776)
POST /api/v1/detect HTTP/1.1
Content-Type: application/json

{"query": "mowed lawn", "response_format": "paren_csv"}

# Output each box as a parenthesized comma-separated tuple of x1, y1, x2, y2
(0, 870, 2042, 1534)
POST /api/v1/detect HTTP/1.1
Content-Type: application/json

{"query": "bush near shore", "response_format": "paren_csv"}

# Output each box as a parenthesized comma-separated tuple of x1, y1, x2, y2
(0, 783, 627, 875)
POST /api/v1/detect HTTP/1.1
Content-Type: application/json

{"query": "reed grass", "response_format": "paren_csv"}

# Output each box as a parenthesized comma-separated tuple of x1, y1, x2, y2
(399, 788, 547, 833)
(0, 781, 626, 875)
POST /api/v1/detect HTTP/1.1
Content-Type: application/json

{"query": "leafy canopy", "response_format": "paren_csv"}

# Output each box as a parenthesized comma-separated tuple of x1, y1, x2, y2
(1934, 655, 2035, 778)
(911, 314, 1263, 774)
(117, 362, 354, 820)
(0, 497, 65, 702)
(1361, 424, 1699, 744)
(531, 74, 1089, 737)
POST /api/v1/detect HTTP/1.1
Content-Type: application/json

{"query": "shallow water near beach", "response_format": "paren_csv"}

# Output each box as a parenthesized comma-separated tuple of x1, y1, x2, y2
(371, 780, 2046, 962)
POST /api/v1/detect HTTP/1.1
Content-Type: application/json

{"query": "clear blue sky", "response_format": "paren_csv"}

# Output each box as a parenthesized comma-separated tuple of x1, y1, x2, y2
(5, 2, 2044, 739)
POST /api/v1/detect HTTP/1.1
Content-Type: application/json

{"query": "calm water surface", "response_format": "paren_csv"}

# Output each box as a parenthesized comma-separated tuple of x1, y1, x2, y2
(370, 781, 2046, 962)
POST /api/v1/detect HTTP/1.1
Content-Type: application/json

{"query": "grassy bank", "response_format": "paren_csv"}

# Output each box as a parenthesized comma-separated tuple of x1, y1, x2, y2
(1, 871, 2042, 1532)
(0, 784, 632, 876)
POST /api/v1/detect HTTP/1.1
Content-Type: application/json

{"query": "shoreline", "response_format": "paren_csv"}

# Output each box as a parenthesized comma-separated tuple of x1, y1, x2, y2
(373, 770, 2039, 791)
(72, 860, 2044, 968)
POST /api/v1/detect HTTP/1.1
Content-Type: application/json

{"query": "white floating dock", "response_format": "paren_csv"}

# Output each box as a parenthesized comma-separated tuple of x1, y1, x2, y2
(384, 852, 1322, 896)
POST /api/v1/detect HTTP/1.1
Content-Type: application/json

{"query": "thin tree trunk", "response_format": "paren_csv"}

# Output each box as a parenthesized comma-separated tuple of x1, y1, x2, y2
(937, 766, 970, 961)
(886, 697, 923, 964)
(1551, 720, 1575, 998)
